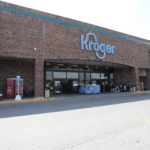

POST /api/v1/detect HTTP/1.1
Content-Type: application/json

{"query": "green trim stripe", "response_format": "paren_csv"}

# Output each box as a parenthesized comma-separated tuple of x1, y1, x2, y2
(1, 5, 150, 45)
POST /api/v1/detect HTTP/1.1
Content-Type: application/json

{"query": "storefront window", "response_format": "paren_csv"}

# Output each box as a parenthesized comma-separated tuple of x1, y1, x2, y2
(53, 63, 59, 70)
(91, 73, 100, 79)
(101, 73, 108, 79)
(91, 66, 100, 72)
(71, 65, 78, 71)
(101, 81, 105, 85)
(73, 81, 79, 86)
(59, 64, 66, 70)
(53, 72, 66, 78)
(79, 72, 84, 85)
(86, 73, 91, 85)
(46, 71, 53, 89)
(105, 81, 109, 85)
(67, 64, 72, 71)
(110, 73, 113, 79)
(45, 63, 114, 93)
(78, 65, 84, 71)
(67, 72, 78, 79)
(85, 66, 91, 71)
(92, 81, 96, 85)
(54, 81, 61, 93)
(45, 63, 53, 69)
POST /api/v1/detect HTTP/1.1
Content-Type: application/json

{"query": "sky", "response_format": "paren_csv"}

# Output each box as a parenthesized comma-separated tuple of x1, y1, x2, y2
(2, 0, 150, 40)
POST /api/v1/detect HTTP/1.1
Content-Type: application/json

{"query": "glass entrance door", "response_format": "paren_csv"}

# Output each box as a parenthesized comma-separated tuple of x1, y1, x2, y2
(54, 81, 62, 94)
(101, 80, 110, 92)
(72, 80, 79, 93)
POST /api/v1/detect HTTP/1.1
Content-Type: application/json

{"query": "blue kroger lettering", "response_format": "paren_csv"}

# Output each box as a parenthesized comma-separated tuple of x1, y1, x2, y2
(81, 33, 98, 50)
(81, 33, 115, 59)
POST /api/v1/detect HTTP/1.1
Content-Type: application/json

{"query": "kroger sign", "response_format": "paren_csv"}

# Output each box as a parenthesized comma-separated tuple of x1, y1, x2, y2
(81, 33, 115, 59)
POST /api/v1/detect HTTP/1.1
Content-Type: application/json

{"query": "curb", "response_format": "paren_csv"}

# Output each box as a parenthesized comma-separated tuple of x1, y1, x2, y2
(132, 91, 150, 94)
(0, 98, 60, 104)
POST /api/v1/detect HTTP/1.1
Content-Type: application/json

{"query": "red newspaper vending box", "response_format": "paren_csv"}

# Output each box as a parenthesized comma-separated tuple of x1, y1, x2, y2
(6, 80, 15, 98)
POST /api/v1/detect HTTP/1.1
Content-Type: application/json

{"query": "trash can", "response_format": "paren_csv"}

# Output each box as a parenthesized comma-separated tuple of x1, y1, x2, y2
(45, 90, 50, 98)
(0, 91, 3, 101)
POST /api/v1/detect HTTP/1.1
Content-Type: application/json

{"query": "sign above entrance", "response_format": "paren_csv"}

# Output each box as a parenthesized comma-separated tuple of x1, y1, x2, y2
(81, 33, 115, 59)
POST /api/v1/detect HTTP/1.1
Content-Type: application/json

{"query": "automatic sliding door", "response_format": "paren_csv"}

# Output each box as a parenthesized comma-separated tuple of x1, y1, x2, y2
(101, 80, 110, 92)
(54, 81, 62, 94)
(72, 80, 79, 93)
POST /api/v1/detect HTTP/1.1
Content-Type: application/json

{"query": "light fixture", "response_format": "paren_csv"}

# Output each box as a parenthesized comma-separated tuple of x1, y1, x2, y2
(34, 48, 37, 50)
(71, 65, 78, 67)
(59, 64, 64, 66)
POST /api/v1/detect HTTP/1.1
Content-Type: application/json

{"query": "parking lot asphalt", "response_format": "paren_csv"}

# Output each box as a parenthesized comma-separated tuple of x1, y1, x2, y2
(0, 92, 150, 150)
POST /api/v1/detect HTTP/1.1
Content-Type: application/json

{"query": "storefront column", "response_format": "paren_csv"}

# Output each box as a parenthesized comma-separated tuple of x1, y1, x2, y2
(131, 67, 140, 91)
(146, 69, 150, 90)
(34, 57, 44, 99)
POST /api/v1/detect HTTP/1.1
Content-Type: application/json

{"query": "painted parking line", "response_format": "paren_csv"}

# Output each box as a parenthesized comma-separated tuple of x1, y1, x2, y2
(71, 98, 80, 102)
(95, 96, 102, 99)
(95, 96, 109, 107)
(84, 96, 101, 105)
(123, 94, 146, 123)
(139, 108, 150, 123)
(0, 98, 60, 104)
(76, 97, 91, 103)
(64, 98, 80, 102)
(136, 95, 150, 123)
(123, 114, 146, 123)
(123, 94, 150, 123)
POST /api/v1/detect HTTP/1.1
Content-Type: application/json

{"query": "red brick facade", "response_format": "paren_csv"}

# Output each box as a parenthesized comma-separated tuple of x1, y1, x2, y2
(0, 59, 34, 97)
(0, 1, 150, 97)
(114, 68, 132, 86)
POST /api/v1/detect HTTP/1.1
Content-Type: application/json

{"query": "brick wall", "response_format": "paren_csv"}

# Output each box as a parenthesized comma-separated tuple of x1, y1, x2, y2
(114, 68, 132, 86)
(139, 76, 147, 84)
(146, 69, 150, 90)
(0, 59, 34, 97)
(0, 1, 150, 96)
(0, 1, 150, 68)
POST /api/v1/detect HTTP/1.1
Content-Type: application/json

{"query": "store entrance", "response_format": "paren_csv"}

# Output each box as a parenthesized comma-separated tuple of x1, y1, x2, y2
(91, 80, 110, 92)
(54, 80, 62, 94)
(54, 80, 79, 94)
(101, 80, 110, 92)
(72, 80, 79, 93)
(62, 80, 71, 94)
(62, 80, 79, 94)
